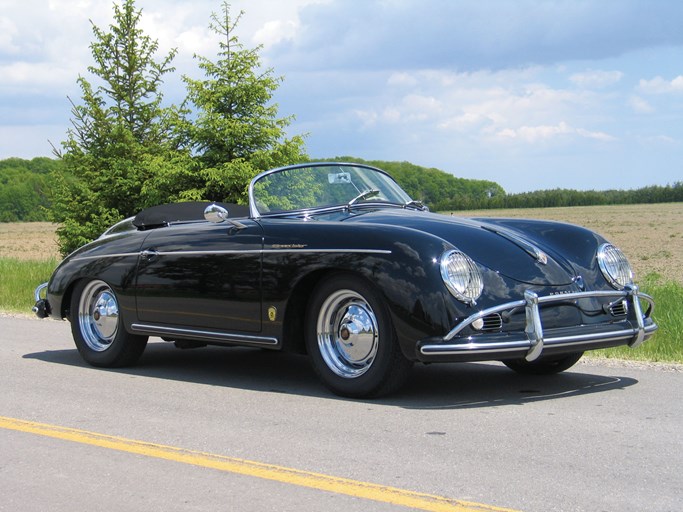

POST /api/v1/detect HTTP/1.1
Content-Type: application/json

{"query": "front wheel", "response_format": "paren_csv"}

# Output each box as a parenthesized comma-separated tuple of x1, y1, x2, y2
(70, 279, 148, 367)
(305, 274, 412, 398)
(503, 351, 583, 375)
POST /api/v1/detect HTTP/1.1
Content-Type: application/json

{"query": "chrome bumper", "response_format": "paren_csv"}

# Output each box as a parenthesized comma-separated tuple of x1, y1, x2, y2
(419, 285, 657, 362)
(32, 282, 50, 318)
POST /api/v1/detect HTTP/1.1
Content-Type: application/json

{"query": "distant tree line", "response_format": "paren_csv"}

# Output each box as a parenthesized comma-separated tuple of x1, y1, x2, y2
(440, 182, 683, 211)
(3, 155, 679, 222)
(328, 158, 505, 211)
(0, 157, 60, 221)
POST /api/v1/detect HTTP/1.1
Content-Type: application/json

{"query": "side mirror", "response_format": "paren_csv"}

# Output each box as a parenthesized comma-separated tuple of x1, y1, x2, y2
(204, 203, 229, 223)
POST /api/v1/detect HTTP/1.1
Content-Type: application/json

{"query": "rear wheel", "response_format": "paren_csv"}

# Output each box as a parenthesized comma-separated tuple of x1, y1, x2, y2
(305, 274, 412, 398)
(70, 279, 148, 367)
(503, 351, 583, 375)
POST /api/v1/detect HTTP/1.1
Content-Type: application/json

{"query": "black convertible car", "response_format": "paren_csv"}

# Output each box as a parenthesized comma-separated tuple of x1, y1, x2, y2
(33, 162, 657, 397)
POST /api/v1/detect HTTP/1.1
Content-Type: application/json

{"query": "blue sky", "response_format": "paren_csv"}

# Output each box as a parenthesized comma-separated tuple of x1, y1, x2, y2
(1, 0, 682, 193)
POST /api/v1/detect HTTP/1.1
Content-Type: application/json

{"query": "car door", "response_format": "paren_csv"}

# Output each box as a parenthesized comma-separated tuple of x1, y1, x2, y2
(134, 220, 263, 333)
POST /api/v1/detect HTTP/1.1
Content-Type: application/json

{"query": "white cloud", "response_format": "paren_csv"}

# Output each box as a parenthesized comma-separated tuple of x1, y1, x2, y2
(642, 134, 678, 145)
(345, 69, 619, 153)
(438, 111, 495, 132)
(47, 0, 93, 11)
(575, 128, 617, 142)
(138, 4, 217, 60)
(494, 122, 616, 143)
(354, 94, 441, 127)
(175, 26, 219, 57)
(496, 122, 571, 142)
(235, 0, 330, 47)
(254, 20, 300, 47)
(638, 75, 683, 94)
(570, 70, 623, 88)
(0, 61, 76, 90)
(628, 95, 654, 114)
(348, 67, 614, 139)
(0, 16, 20, 54)
(353, 109, 378, 128)
(387, 72, 419, 88)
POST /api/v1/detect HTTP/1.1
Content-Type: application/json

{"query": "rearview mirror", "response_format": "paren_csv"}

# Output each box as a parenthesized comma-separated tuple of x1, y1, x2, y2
(328, 172, 351, 184)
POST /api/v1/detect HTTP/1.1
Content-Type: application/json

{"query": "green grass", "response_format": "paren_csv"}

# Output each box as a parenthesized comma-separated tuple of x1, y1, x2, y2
(0, 257, 59, 313)
(1, 259, 681, 363)
(593, 274, 683, 363)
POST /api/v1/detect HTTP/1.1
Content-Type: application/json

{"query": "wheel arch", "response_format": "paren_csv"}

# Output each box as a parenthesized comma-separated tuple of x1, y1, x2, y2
(59, 275, 120, 322)
(60, 277, 80, 320)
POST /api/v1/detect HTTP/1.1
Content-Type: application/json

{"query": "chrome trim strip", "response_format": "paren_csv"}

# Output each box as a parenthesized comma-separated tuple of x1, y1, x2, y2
(131, 323, 279, 346)
(73, 248, 392, 261)
(420, 323, 659, 356)
(422, 340, 531, 355)
(423, 286, 657, 359)
(155, 248, 392, 256)
(73, 252, 140, 261)
(263, 248, 392, 255)
(150, 250, 261, 256)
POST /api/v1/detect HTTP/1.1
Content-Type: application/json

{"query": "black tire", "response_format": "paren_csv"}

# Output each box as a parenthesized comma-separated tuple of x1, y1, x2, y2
(70, 279, 148, 367)
(305, 274, 412, 398)
(503, 351, 584, 375)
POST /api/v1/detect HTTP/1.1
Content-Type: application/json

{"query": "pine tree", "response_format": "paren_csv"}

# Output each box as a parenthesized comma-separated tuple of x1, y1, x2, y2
(51, 0, 186, 255)
(51, 1, 307, 255)
(168, 2, 307, 204)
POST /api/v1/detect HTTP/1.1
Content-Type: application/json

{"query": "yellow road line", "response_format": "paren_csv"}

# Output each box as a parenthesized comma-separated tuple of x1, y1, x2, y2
(0, 415, 517, 512)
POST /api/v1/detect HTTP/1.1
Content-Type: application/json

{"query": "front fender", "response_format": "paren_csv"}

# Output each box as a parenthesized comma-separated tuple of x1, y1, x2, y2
(46, 232, 147, 320)
(260, 220, 466, 358)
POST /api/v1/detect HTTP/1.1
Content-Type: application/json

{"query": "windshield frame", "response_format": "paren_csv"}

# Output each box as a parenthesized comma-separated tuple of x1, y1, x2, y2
(248, 162, 414, 219)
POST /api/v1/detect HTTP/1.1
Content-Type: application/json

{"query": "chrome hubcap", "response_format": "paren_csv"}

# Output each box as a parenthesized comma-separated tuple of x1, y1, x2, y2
(317, 290, 379, 378)
(78, 280, 119, 352)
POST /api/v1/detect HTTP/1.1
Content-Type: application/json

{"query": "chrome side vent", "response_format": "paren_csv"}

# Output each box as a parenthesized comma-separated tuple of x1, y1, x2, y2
(609, 300, 629, 317)
(480, 313, 503, 331)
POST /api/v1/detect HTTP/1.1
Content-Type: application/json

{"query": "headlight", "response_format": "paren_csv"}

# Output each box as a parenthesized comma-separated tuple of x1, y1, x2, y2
(440, 250, 483, 305)
(597, 243, 633, 289)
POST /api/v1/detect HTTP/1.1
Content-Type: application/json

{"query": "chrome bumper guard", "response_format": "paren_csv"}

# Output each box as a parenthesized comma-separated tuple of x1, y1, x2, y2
(32, 282, 50, 318)
(419, 285, 657, 361)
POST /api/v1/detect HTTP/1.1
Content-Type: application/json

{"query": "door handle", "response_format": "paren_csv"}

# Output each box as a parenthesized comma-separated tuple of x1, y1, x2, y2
(140, 249, 158, 261)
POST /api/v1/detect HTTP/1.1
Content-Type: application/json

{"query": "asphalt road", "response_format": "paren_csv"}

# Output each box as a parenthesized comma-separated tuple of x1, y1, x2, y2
(1, 314, 681, 512)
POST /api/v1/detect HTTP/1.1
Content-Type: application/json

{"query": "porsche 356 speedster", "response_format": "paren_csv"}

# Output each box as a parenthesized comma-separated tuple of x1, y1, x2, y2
(33, 162, 657, 397)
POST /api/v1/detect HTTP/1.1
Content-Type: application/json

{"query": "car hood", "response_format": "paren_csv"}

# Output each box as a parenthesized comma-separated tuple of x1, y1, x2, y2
(347, 209, 579, 286)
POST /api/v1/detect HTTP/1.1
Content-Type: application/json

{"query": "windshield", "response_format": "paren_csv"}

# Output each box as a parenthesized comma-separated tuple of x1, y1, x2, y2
(249, 163, 413, 216)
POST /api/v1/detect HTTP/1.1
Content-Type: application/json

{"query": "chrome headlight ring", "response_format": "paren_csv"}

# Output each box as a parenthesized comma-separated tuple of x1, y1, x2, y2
(440, 250, 484, 306)
(597, 243, 634, 290)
